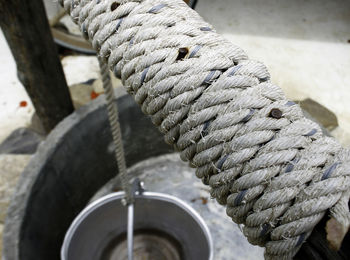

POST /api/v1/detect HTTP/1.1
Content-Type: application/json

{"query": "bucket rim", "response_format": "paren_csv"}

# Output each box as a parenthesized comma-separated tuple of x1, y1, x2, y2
(61, 191, 214, 260)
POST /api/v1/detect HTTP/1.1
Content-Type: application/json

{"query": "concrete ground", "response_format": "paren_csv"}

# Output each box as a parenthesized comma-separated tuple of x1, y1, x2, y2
(0, 0, 349, 258)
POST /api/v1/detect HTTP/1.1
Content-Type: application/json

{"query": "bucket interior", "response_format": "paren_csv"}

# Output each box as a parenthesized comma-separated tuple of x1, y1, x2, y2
(62, 192, 212, 260)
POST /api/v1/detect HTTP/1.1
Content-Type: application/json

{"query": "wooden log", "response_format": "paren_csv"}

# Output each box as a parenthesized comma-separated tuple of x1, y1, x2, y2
(0, 0, 74, 132)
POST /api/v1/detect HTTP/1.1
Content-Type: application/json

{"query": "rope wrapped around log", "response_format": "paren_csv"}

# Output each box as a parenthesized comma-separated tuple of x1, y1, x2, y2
(60, 0, 350, 259)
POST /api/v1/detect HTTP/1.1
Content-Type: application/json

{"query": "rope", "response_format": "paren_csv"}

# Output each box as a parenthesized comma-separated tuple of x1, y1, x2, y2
(61, 0, 350, 258)
(98, 56, 133, 204)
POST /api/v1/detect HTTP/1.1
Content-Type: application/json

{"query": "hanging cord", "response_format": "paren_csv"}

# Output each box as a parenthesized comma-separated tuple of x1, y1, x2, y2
(98, 57, 133, 205)
(62, 1, 350, 259)
(98, 57, 134, 260)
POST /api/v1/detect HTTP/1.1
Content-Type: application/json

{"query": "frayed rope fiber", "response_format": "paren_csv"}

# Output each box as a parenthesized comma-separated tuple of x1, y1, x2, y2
(61, 0, 350, 258)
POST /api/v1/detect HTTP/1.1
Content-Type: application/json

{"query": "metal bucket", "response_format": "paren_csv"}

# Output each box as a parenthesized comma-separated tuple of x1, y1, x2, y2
(61, 192, 213, 260)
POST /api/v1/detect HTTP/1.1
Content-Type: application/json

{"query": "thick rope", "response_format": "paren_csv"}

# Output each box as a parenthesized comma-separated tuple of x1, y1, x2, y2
(61, 0, 350, 258)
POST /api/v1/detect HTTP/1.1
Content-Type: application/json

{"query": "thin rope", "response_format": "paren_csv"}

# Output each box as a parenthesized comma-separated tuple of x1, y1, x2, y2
(98, 56, 133, 204)
(61, 0, 350, 259)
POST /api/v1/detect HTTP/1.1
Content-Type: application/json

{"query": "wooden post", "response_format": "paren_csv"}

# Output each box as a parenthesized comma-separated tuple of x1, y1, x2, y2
(0, 0, 74, 132)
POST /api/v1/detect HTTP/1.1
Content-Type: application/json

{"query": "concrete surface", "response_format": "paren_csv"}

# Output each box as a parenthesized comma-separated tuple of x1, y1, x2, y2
(0, 155, 31, 257)
(0, 31, 35, 143)
(0, 128, 44, 154)
(0, 155, 31, 222)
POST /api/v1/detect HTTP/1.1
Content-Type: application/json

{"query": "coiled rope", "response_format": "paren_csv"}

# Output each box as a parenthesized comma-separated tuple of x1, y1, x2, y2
(61, 0, 350, 258)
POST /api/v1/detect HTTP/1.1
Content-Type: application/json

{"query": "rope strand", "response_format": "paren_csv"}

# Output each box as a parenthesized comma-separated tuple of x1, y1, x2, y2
(98, 56, 133, 204)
